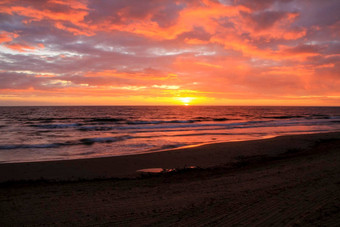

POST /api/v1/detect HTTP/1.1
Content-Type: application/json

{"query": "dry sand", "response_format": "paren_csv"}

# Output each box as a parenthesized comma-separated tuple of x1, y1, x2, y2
(0, 132, 340, 226)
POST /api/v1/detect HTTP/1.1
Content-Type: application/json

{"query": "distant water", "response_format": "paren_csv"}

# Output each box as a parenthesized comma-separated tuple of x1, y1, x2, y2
(0, 106, 339, 163)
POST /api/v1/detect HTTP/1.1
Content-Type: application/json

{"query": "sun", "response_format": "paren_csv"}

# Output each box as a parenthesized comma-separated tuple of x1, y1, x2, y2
(178, 97, 193, 106)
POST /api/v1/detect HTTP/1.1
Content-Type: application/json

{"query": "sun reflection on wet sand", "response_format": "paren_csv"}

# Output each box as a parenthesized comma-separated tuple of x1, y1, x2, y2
(137, 166, 197, 174)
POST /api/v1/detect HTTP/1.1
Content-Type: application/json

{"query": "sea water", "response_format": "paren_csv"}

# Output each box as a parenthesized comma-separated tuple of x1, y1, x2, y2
(0, 106, 339, 163)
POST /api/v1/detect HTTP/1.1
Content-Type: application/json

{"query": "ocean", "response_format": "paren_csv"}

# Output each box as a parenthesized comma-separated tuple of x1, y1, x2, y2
(0, 106, 339, 163)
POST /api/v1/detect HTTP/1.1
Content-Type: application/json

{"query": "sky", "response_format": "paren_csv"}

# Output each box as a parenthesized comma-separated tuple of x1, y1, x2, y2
(0, 0, 339, 106)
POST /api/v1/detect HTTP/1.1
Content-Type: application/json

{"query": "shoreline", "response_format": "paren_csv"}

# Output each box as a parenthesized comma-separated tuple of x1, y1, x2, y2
(0, 131, 339, 183)
(0, 131, 335, 166)
(0, 133, 277, 165)
(0, 131, 320, 165)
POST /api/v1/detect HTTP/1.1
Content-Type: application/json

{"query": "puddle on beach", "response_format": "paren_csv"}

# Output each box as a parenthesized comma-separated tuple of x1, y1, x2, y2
(137, 168, 166, 173)
(137, 166, 197, 174)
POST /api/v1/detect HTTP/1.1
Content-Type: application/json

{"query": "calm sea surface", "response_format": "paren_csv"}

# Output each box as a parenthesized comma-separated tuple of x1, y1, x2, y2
(0, 106, 339, 163)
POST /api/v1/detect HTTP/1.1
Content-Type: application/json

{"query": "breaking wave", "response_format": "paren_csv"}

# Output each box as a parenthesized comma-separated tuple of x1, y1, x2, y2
(0, 135, 132, 150)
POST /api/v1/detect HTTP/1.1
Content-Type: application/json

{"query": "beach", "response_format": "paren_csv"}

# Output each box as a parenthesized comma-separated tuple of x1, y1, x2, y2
(1, 0, 340, 225)
(1, 132, 340, 225)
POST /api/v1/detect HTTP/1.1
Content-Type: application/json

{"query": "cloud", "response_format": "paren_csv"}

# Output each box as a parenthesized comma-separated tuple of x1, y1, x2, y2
(281, 44, 322, 54)
(0, 71, 43, 89)
(4, 42, 44, 52)
(231, 0, 277, 10)
(0, 31, 18, 43)
(240, 10, 290, 31)
(0, 0, 92, 35)
(0, 0, 339, 105)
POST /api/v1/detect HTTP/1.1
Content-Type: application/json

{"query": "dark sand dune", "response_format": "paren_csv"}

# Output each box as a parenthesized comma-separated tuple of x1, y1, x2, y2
(0, 132, 340, 226)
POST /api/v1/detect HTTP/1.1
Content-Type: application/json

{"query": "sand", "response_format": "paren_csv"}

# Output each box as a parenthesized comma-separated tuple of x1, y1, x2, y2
(0, 132, 340, 226)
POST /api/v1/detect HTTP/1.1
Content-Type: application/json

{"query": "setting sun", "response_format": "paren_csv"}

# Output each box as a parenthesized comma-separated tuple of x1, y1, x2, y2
(178, 97, 194, 106)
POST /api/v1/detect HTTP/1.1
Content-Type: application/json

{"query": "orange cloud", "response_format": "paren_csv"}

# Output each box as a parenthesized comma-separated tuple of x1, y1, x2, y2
(4, 42, 44, 52)
(83, 69, 177, 82)
(195, 62, 223, 69)
(0, 31, 18, 43)
(34, 74, 56, 78)
(47, 0, 88, 10)
(96, 1, 250, 40)
(0, 2, 93, 36)
(3, 6, 87, 23)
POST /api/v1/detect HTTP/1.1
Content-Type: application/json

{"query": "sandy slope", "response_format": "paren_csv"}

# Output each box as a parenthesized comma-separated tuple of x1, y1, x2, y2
(0, 132, 340, 226)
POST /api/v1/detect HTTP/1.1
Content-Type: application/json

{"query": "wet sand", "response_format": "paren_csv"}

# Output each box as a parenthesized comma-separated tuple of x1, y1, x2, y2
(1, 132, 340, 226)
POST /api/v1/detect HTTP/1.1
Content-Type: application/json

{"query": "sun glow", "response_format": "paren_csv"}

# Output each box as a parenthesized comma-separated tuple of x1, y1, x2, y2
(178, 97, 194, 105)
